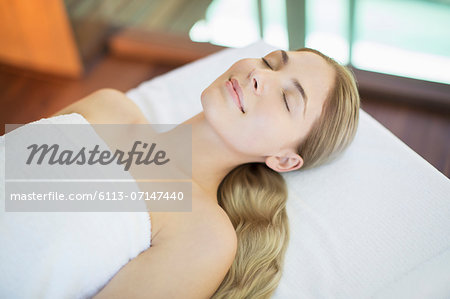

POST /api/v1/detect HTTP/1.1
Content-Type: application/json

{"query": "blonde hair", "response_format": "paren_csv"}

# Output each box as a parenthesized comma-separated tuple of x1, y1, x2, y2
(211, 48, 360, 298)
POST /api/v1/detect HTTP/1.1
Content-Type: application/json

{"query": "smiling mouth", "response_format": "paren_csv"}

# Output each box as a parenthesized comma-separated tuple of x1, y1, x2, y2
(226, 79, 245, 113)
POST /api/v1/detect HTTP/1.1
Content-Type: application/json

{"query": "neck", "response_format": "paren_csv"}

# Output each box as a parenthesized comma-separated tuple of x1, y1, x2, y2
(161, 112, 262, 200)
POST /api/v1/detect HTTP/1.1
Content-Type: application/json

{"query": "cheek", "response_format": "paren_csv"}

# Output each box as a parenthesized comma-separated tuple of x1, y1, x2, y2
(236, 115, 284, 152)
(251, 105, 284, 131)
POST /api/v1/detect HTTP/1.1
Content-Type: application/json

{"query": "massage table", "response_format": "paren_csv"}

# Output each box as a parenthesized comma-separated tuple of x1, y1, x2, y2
(1, 40, 449, 298)
(126, 40, 450, 298)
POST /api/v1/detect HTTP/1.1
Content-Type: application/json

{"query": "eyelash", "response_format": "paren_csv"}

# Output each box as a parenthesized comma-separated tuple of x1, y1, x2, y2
(261, 58, 290, 112)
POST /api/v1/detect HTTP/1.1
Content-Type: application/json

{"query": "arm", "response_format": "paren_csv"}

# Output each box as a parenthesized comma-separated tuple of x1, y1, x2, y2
(92, 212, 237, 299)
(52, 88, 149, 124)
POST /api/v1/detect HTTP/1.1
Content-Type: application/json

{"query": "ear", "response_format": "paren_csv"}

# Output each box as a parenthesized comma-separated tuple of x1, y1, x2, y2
(265, 151, 304, 173)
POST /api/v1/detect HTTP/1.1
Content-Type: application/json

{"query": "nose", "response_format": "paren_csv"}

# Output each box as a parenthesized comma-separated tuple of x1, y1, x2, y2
(249, 68, 272, 96)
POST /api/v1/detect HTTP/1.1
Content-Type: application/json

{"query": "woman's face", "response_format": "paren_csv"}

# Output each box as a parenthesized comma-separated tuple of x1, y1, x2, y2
(201, 49, 335, 169)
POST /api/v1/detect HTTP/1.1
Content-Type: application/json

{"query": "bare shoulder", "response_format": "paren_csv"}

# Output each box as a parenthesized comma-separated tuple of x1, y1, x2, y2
(151, 183, 237, 249)
(152, 197, 237, 259)
(52, 88, 149, 125)
(171, 202, 237, 269)
(183, 201, 237, 254)
(94, 201, 238, 299)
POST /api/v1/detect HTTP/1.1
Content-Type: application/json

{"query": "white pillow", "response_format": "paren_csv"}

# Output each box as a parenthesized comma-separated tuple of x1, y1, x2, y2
(126, 40, 450, 298)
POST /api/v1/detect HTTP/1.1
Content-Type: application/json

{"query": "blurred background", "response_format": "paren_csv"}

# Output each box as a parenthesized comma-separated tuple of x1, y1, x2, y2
(0, 0, 449, 176)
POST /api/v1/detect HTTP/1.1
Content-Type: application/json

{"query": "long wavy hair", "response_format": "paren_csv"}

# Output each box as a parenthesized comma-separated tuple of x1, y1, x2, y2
(211, 48, 360, 298)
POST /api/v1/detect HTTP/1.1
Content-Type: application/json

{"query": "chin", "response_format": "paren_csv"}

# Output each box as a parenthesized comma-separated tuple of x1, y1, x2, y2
(200, 90, 216, 121)
(200, 89, 207, 108)
(200, 85, 222, 111)
(200, 88, 214, 111)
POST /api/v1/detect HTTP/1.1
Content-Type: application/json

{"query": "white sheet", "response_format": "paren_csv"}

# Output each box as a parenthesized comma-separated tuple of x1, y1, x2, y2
(126, 40, 450, 298)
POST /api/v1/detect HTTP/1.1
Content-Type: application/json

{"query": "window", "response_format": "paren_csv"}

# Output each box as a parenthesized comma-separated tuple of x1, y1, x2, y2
(190, 0, 450, 85)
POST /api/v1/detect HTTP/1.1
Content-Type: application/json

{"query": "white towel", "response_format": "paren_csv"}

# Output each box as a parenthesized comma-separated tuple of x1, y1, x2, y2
(0, 113, 152, 299)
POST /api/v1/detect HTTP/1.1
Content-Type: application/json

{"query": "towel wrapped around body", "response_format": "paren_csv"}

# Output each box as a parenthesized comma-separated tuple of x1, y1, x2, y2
(0, 113, 152, 299)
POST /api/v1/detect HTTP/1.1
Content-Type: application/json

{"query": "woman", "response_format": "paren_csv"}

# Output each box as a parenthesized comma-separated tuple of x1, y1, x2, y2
(53, 47, 360, 298)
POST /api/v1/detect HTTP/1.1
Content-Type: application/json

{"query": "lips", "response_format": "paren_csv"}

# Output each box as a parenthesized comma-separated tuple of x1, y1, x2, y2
(226, 78, 245, 113)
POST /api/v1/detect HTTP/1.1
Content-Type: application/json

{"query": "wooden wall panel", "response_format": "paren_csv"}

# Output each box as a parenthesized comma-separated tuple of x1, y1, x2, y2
(109, 28, 225, 66)
(0, 0, 83, 77)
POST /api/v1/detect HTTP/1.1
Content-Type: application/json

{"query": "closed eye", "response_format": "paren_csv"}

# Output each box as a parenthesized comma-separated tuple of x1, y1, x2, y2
(261, 58, 290, 112)
(261, 58, 272, 70)
(283, 92, 290, 112)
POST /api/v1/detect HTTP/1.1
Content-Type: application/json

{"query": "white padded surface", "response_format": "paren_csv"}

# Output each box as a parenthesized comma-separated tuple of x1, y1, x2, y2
(126, 40, 450, 298)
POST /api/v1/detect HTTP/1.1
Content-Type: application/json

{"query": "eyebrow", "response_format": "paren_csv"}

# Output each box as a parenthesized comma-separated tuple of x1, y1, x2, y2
(279, 50, 308, 117)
